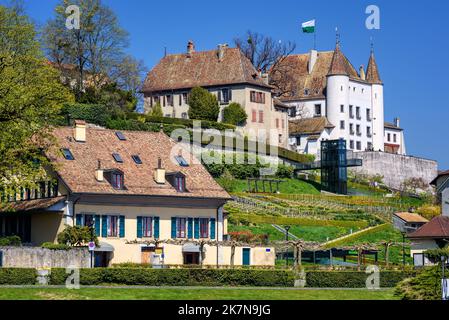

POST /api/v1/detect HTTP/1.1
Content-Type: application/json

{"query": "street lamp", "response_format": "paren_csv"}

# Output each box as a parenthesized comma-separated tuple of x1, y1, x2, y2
(284, 226, 290, 267)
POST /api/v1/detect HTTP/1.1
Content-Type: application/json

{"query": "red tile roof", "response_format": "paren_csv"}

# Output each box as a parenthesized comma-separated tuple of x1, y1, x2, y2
(142, 47, 271, 92)
(366, 51, 382, 84)
(408, 216, 449, 239)
(47, 127, 231, 200)
(289, 117, 335, 135)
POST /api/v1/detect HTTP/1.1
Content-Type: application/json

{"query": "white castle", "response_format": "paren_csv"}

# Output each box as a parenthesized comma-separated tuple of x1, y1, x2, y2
(276, 42, 406, 157)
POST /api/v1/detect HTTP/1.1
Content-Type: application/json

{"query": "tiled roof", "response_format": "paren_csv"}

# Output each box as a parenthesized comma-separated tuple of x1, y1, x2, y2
(394, 212, 429, 223)
(47, 127, 231, 200)
(366, 51, 382, 84)
(0, 196, 66, 213)
(142, 47, 271, 92)
(289, 117, 335, 135)
(273, 47, 361, 102)
(408, 216, 449, 239)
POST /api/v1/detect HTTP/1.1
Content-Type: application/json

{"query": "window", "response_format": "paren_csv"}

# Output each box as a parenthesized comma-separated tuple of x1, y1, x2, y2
(275, 118, 279, 128)
(250, 91, 265, 104)
(115, 131, 126, 141)
(387, 133, 391, 142)
(182, 93, 188, 104)
(251, 109, 257, 122)
(340, 85, 343, 91)
(349, 123, 354, 135)
(282, 119, 285, 129)
(165, 114, 171, 118)
(61, 148, 74, 160)
(111, 172, 124, 189)
(350, 140, 354, 149)
(367, 127, 372, 137)
(393, 134, 397, 143)
(340, 121, 345, 130)
(200, 218, 209, 238)
(175, 176, 186, 192)
(314, 104, 321, 116)
(356, 107, 361, 120)
(107, 216, 119, 237)
(176, 217, 187, 238)
(362, 88, 365, 94)
(356, 141, 362, 151)
(349, 105, 354, 118)
(112, 153, 123, 163)
(153, 96, 160, 105)
(181, 112, 188, 119)
(367, 142, 373, 150)
(77, 214, 94, 228)
(366, 109, 371, 121)
(296, 137, 301, 146)
(304, 89, 309, 96)
(258, 110, 264, 123)
(166, 95, 174, 107)
(340, 105, 344, 113)
(219, 88, 232, 103)
(132, 155, 142, 165)
(142, 217, 153, 237)
(356, 125, 361, 136)
(175, 155, 189, 167)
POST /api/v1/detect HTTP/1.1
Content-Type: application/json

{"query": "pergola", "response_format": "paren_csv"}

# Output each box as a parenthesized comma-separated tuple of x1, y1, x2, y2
(247, 178, 283, 194)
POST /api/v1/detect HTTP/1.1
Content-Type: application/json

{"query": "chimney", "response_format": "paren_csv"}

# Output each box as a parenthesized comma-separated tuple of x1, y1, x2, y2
(95, 160, 104, 182)
(217, 43, 228, 61)
(359, 65, 366, 80)
(394, 117, 400, 127)
(187, 40, 195, 56)
(154, 157, 166, 184)
(308, 49, 318, 74)
(74, 120, 86, 142)
(261, 73, 269, 85)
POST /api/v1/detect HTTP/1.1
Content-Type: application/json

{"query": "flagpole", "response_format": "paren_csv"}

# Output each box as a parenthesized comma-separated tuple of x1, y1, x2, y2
(314, 19, 317, 50)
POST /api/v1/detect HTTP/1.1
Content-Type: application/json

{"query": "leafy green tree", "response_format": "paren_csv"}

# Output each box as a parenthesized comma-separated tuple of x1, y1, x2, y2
(148, 102, 163, 117)
(0, 5, 73, 197)
(57, 225, 99, 246)
(188, 87, 219, 121)
(222, 102, 247, 126)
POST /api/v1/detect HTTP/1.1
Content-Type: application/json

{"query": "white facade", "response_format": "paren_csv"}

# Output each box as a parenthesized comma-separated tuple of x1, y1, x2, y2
(443, 188, 449, 217)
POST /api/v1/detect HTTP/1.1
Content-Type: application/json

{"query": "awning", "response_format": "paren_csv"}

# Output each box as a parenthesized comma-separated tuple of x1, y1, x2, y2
(182, 243, 205, 253)
(94, 241, 114, 252)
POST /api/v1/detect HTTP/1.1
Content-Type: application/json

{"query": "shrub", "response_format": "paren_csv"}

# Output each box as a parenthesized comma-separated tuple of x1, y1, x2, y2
(0, 268, 36, 285)
(306, 270, 416, 288)
(222, 102, 247, 126)
(147, 102, 163, 117)
(276, 164, 294, 179)
(0, 236, 21, 246)
(57, 225, 98, 247)
(216, 169, 238, 192)
(188, 87, 220, 122)
(48, 268, 295, 287)
(394, 267, 440, 300)
(41, 242, 71, 250)
(59, 103, 111, 126)
(417, 205, 441, 220)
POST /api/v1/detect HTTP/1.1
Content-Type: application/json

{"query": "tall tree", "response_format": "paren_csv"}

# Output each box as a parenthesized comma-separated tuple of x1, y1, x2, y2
(187, 87, 219, 122)
(234, 31, 296, 96)
(0, 5, 73, 196)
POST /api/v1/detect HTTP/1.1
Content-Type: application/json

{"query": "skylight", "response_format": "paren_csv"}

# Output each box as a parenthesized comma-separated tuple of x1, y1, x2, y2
(132, 155, 142, 165)
(112, 153, 123, 163)
(115, 131, 126, 141)
(175, 155, 189, 167)
(61, 148, 74, 160)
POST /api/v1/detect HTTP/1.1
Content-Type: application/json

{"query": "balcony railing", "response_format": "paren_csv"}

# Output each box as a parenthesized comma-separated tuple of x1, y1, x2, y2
(0, 181, 58, 203)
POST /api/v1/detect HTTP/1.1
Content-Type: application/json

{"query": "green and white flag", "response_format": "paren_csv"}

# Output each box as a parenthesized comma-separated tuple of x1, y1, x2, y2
(302, 20, 316, 33)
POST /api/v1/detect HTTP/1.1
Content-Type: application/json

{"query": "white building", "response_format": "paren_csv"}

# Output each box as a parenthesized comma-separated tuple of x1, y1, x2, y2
(276, 42, 406, 157)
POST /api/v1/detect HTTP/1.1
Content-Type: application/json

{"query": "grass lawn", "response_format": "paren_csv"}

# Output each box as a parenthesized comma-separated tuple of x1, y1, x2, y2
(228, 224, 353, 242)
(0, 287, 397, 300)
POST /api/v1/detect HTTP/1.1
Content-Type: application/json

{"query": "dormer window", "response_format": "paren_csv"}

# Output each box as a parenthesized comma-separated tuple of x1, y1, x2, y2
(112, 153, 123, 163)
(175, 176, 186, 192)
(61, 148, 74, 160)
(111, 172, 124, 189)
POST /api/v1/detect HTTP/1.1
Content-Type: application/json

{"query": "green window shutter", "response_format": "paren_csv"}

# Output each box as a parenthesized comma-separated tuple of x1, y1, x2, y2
(94, 215, 101, 237)
(171, 217, 177, 239)
(187, 218, 193, 239)
(210, 218, 216, 240)
(119, 216, 125, 238)
(137, 216, 142, 238)
(101, 215, 108, 237)
(154, 217, 160, 239)
(194, 218, 200, 239)
(75, 215, 82, 226)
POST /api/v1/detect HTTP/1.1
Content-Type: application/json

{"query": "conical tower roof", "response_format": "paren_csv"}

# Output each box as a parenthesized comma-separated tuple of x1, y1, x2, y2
(327, 43, 349, 76)
(366, 51, 382, 84)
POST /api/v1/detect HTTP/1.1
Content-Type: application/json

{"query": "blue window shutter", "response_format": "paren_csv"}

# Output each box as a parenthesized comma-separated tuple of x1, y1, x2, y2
(154, 217, 160, 239)
(75, 215, 82, 226)
(171, 217, 177, 239)
(210, 218, 216, 240)
(194, 218, 200, 239)
(187, 218, 193, 239)
(137, 216, 142, 238)
(94, 215, 101, 237)
(101, 215, 108, 238)
(119, 216, 125, 238)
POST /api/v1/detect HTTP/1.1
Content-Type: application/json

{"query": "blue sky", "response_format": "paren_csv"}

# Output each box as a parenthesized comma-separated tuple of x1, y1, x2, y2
(3, 0, 449, 168)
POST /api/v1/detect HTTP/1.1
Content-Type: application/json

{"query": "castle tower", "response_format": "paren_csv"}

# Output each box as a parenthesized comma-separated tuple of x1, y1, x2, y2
(326, 42, 350, 142)
(366, 48, 384, 151)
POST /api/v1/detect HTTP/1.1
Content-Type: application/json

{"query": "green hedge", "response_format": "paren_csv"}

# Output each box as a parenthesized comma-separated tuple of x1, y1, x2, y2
(0, 268, 36, 285)
(305, 271, 417, 288)
(59, 103, 111, 126)
(49, 268, 295, 287)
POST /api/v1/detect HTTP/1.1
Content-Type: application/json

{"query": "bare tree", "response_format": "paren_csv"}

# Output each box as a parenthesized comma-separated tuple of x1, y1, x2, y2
(234, 31, 296, 96)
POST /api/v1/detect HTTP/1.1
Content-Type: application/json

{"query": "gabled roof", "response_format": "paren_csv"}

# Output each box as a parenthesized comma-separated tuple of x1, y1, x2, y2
(366, 51, 382, 84)
(393, 212, 429, 223)
(47, 126, 231, 200)
(408, 216, 449, 239)
(289, 117, 335, 135)
(142, 47, 271, 92)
